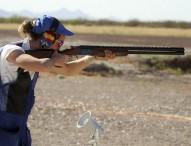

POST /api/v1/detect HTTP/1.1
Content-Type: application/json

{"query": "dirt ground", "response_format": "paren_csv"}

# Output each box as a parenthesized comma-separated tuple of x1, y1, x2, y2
(0, 30, 191, 146)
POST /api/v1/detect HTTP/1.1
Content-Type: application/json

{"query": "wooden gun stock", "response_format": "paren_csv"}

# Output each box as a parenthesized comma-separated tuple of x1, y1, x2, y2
(25, 45, 185, 59)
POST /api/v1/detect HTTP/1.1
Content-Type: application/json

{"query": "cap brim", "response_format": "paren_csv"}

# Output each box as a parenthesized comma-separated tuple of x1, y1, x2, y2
(57, 23, 74, 36)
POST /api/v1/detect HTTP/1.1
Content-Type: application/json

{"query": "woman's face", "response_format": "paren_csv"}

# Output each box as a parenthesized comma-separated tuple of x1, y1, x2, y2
(50, 34, 65, 51)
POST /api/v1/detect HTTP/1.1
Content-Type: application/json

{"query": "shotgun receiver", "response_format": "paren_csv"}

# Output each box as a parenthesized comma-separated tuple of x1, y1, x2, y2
(25, 45, 184, 59)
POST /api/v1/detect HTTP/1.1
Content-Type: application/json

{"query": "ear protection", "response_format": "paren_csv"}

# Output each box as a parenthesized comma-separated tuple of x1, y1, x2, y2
(40, 31, 59, 48)
(40, 18, 60, 48)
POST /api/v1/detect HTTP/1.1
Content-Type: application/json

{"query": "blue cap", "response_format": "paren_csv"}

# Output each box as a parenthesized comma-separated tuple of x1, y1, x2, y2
(32, 15, 74, 36)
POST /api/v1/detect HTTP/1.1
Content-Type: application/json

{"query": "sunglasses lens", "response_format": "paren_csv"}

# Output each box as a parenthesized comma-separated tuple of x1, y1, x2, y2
(59, 43, 63, 47)
(56, 40, 63, 47)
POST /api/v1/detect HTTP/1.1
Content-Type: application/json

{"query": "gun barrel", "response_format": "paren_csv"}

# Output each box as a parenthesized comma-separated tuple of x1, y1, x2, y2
(25, 45, 184, 58)
(128, 51, 184, 55)
(76, 45, 184, 56)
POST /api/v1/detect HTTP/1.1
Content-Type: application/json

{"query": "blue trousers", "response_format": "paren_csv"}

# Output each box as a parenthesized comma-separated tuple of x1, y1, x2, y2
(0, 72, 39, 146)
(0, 110, 31, 146)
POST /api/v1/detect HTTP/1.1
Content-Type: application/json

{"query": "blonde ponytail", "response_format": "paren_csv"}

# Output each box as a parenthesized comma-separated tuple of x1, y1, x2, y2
(18, 20, 34, 39)
(18, 19, 42, 40)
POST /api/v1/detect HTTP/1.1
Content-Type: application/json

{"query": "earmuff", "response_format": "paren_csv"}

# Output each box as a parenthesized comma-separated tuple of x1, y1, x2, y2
(40, 18, 60, 48)
(40, 31, 59, 48)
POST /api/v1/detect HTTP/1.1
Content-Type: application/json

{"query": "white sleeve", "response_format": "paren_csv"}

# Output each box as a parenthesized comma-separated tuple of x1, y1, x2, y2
(0, 45, 25, 84)
(2, 44, 25, 60)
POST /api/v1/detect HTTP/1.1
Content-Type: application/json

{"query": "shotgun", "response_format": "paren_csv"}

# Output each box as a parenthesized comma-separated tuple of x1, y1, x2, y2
(25, 45, 184, 59)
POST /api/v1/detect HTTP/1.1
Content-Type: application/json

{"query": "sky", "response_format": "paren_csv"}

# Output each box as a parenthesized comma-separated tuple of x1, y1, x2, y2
(1, 0, 191, 21)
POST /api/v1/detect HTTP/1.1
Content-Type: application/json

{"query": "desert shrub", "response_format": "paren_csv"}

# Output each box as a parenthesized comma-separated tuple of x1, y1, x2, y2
(139, 56, 191, 74)
(82, 63, 123, 77)
(165, 56, 191, 73)
(1, 17, 191, 29)
(0, 16, 27, 23)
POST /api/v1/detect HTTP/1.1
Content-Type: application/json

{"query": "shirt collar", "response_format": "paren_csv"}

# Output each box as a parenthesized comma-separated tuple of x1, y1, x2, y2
(22, 38, 31, 50)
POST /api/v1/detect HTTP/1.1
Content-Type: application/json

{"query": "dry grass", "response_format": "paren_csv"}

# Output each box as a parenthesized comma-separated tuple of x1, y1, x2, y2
(1, 23, 191, 38)
(67, 25, 191, 37)
(0, 23, 19, 30)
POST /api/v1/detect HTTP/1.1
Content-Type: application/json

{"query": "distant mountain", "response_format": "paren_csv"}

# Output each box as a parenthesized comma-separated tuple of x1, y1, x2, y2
(0, 9, 12, 18)
(44, 8, 92, 20)
(0, 8, 95, 20)
(18, 10, 39, 18)
(0, 8, 123, 21)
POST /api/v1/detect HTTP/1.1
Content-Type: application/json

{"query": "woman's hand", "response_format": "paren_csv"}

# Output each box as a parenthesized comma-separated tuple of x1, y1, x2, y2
(95, 50, 115, 61)
(51, 50, 116, 67)
(51, 51, 70, 66)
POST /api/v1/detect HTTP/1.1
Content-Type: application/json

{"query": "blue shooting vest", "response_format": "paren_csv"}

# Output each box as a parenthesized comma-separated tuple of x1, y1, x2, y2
(0, 41, 39, 146)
